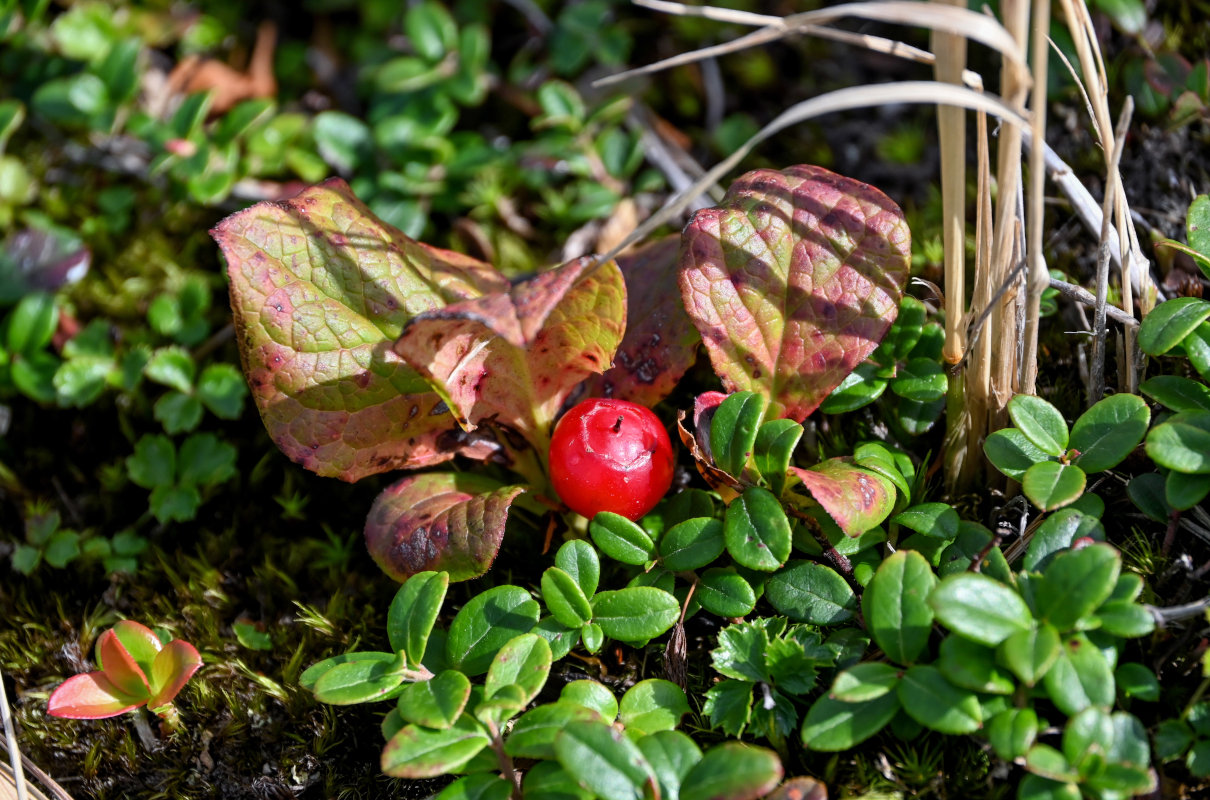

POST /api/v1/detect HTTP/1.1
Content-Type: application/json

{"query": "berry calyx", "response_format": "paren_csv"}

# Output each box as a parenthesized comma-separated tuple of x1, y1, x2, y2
(549, 398, 675, 521)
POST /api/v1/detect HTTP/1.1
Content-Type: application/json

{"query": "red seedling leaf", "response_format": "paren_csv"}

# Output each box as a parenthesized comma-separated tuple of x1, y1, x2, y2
(365, 472, 527, 582)
(576, 236, 700, 408)
(148, 640, 203, 709)
(789, 458, 895, 538)
(394, 256, 626, 453)
(96, 629, 150, 699)
(680, 165, 910, 421)
(107, 620, 163, 684)
(213, 178, 510, 482)
(47, 672, 145, 719)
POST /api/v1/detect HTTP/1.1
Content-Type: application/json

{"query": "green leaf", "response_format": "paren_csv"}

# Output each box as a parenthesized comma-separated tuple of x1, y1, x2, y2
(42, 530, 80, 569)
(555, 720, 654, 800)
(660, 517, 725, 573)
(1093, 600, 1156, 638)
(766, 560, 857, 625)
(474, 682, 526, 727)
(1166, 469, 1210, 510)
(1008, 394, 1069, 456)
(987, 708, 1038, 761)
(484, 634, 551, 706)
(710, 391, 765, 479)
(897, 665, 981, 734)
(704, 680, 753, 736)
(177, 433, 237, 487)
(434, 773, 513, 800)
(1189, 194, 1210, 259)
(53, 357, 113, 408)
(1023, 508, 1105, 571)
(998, 623, 1061, 686)
(144, 347, 196, 394)
(711, 620, 774, 683)
(582, 622, 604, 654)
(313, 653, 405, 704)
(11, 545, 41, 575)
(753, 418, 803, 496)
(542, 567, 594, 628)
(446, 584, 540, 676)
(852, 442, 912, 501)
(126, 435, 175, 489)
(536, 81, 587, 130)
(532, 616, 579, 661)
(929, 573, 1033, 646)
(1138, 297, 1210, 355)
(1062, 706, 1116, 774)
(636, 731, 702, 800)
(1128, 472, 1172, 522)
(829, 662, 901, 702)
(891, 502, 958, 539)
(819, 363, 888, 414)
(1154, 719, 1194, 760)
(232, 621, 272, 651)
(1043, 633, 1115, 716)
(984, 428, 1051, 481)
(300, 651, 397, 692)
(7, 292, 58, 355)
(1147, 411, 1210, 473)
(891, 357, 947, 402)
(520, 761, 595, 800)
(555, 539, 600, 598)
(1070, 393, 1150, 473)
(801, 692, 900, 751)
(149, 484, 201, 523)
(153, 392, 202, 434)
(12, 351, 61, 404)
(724, 487, 792, 571)
(1017, 774, 1081, 800)
(1021, 461, 1086, 512)
(863, 550, 936, 665)
(312, 110, 372, 174)
(396, 670, 471, 729)
(591, 588, 680, 643)
(31, 73, 109, 126)
(505, 702, 604, 760)
(678, 743, 783, 800)
(1034, 543, 1120, 630)
(1141, 375, 1210, 411)
(937, 635, 1014, 694)
(388, 571, 449, 670)
(196, 363, 246, 419)
(561, 679, 618, 720)
(590, 512, 656, 566)
(619, 679, 690, 738)
(696, 568, 756, 617)
(381, 715, 490, 778)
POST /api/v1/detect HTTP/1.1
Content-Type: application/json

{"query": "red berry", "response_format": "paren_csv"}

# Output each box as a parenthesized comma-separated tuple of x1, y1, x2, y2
(549, 398, 675, 521)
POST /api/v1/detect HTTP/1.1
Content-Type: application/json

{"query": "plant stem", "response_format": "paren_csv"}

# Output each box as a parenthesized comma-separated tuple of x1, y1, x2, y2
(485, 720, 520, 800)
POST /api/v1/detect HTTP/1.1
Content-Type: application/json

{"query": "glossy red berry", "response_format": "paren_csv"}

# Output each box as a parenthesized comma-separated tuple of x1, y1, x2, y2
(549, 398, 675, 521)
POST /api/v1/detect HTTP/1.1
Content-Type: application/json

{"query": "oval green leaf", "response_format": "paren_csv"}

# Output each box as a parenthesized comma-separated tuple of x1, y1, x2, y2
(988, 707, 1039, 761)
(659, 517, 725, 572)
(555, 539, 601, 598)
(396, 670, 471, 729)
(505, 702, 605, 760)
(724, 487, 792, 571)
(619, 679, 690, 739)
(929, 573, 1033, 646)
(554, 720, 654, 800)
(766, 561, 857, 625)
(1021, 461, 1086, 512)
(542, 567, 594, 628)
(1070, 393, 1150, 473)
(997, 623, 1061, 687)
(484, 633, 552, 706)
(1023, 508, 1105, 572)
(678, 742, 783, 800)
(1138, 296, 1210, 355)
(591, 587, 680, 643)
(710, 391, 765, 479)
(381, 715, 490, 778)
(696, 568, 756, 618)
(590, 512, 657, 566)
(937, 635, 1014, 694)
(1009, 394, 1070, 456)
(1146, 411, 1210, 473)
(753, 418, 803, 496)
(1034, 543, 1120, 630)
(829, 662, 901, 703)
(802, 692, 900, 751)
(388, 570, 449, 669)
(446, 584, 540, 676)
(890, 502, 959, 539)
(1141, 374, 1210, 412)
(984, 428, 1052, 481)
(897, 665, 981, 734)
(863, 549, 936, 665)
(891, 357, 947, 402)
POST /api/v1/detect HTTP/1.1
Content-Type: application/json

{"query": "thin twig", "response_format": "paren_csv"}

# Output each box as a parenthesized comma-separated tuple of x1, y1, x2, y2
(1046, 275, 1138, 328)
(0, 667, 28, 800)
(1146, 596, 1210, 627)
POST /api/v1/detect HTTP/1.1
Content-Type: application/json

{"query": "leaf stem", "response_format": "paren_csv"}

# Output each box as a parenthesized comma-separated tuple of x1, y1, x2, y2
(485, 719, 520, 799)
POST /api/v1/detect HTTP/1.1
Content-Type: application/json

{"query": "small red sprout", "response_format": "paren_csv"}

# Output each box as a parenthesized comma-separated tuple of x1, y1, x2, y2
(47, 620, 201, 732)
(549, 398, 675, 521)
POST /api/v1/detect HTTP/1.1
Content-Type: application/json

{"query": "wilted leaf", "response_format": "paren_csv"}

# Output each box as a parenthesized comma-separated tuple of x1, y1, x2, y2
(395, 255, 626, 452)
(789, 459, 895, 537)
(214, 179, 509, 481)
(365, 472, 525, 582)
(679, 165, 910, 421)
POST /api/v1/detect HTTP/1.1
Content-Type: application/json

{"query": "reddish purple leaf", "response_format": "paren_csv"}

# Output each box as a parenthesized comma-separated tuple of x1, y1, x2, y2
(213, 178, 510, 482)
(680, 165, 910, 421)
(789, 458, 895, 538)
(394, 257, 626, 454)
(97, 629, 150, 699)
(576, 236, 700, 408)
(148, 640, 203, 709)
(365, 472, 527, 582)
(47, 672, 144, 720)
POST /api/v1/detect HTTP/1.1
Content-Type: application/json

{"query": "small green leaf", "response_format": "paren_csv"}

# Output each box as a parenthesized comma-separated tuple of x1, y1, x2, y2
(1128, 472, 1172, 522)
(1154, 719, 1195, 760)
(704, 680, 753, 736)
(1017, 773, 1081, 800)
(381, 715, 490, 778)
(1141, 375, 1210, 412)
(710, 391, 765, 479)
(1009, 394, 1069, 456)
(724, 487, 792, 571)
(987, 708, 1039, 761)
(984, 428, 1052, 481)
(1093, 600, 1156, 638)
(388, 571, 449, 670)
(555, 539, 600, 598)
(555, 720, 654, 800)
(1138, 297, 1210, 355)
(829, 662, 901, 702)
(532, 616, 579, 661)
(819, 363, 888, 414)
(561, 679, 618, 720)
(434, 773, 513, 800)
(144, 347, 196, 394)
(148, 485, 201, 523)
(177, 433, 237, 487)
(474, 682, 527, 727)
(232, 621, 272, 651)
(196, 363, 247, 419)
(126, 435, 175, 489)
(396, 670, 471, 729)
(505, 702, 604, 760)
(1114, 663, 1160, 701)
(929, 573, 1033, 646)
(1062, 706, 1116, 774)
(753, 418, 803, 496)
(853, 442, 912, 500)
(8, 293, 59, 355)
(659, 518, 725, 571)
(619, 679, 690, 738)
(153, 392, 203, 434)
(1147, 411, 1210, 473)
(678, 743, 782, 800)
(542, 567, 594, 628)
(300, 651, 395, 691)
(711, 620, 773, 683)
(766, 560, 857, 625)
(1033, 543, 1120, 630)
(405, 0, 457, 61)
(696, 568, 756, 618)
(1069, 393, 1150, 473)
(590, 512, 656, 566)
(1042, 633, 1115, 716)
(1166, 470, 1210, 510)
(520, 761, 595, 800)
(897, 665, 981, 734)
(582, 621, 604, 654)
(446, 585, 540, 676)
(42, 530, 81, 569)
(536, 81, 587, 130)
(591, 588, 680, 643)
(801, 692, 900, 751)
(312, 654, 405, 705)
(1023, 508, 1105, 571)
(891, 357, 947, 402)
(636, 730, 702, 800)
(863, 549, 936, 665)
(1021, 461, 1086, 511)
(484, 634, 551, 706)
(891, 502, 959, 539)
(998, 623, 1061, 686)
(937, 635, 1014, 694)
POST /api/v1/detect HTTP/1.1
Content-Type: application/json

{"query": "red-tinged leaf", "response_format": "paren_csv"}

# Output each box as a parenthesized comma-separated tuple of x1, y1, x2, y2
(213, 178, 510, 482)
(108, 620, 163, 683)
(676, 392, 741, 499)
(365, 472, 527, 582)
(789, 458, 895, 537)
(680, 165, 910, 421)
(97, 629, 150, 698)
(47, 672, 145, 719)
(576, 236, 700, 408)
(394, 257, 626, 453)
(147, 640, 203, 709)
